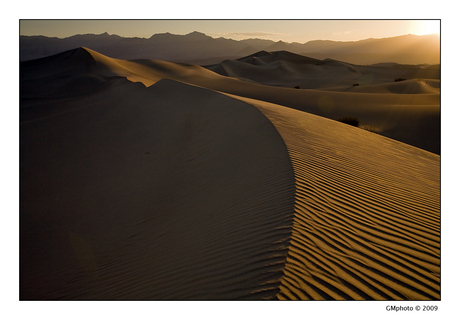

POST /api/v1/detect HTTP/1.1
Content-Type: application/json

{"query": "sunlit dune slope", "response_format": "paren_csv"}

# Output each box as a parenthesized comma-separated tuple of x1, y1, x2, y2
(231, 95, 440, 300)
(20, 78, 296, 300)
(321, 79, 440, 94)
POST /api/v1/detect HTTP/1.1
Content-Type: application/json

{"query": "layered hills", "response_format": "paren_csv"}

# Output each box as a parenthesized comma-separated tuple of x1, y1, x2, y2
(20, 31, 440, 65)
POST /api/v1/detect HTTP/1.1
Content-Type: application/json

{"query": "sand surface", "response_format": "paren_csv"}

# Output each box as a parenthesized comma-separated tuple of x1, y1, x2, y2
(233, 96, 440, 300)
(20, 47, 440, 300)
(21, 76, 296, 299)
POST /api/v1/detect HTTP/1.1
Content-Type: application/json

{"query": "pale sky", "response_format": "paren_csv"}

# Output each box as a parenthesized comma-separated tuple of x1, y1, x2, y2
(19, 20, 440, 43)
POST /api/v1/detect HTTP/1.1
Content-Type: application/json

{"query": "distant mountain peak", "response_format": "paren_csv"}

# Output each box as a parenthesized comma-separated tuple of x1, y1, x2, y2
(148, 31, 211, 41)
(185, 31, 212, 39)
(187, 31, 206, 35)
(148, 32, 174, 39)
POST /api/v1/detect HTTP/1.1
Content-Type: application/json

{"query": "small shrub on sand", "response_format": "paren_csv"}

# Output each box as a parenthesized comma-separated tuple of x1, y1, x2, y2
(337, 116, 360, 127)
(362, 125, 377, 133)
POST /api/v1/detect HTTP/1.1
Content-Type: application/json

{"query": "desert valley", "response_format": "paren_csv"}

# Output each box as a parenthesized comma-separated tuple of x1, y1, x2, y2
(20, 28, 440, 300)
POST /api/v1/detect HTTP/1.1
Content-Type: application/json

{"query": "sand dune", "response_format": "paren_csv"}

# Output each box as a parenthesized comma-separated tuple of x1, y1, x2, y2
(20, 47, 440, 300)
(20, 77, 296, 300)
(206, 51, 440, 89)
(231, 96, 440, 300)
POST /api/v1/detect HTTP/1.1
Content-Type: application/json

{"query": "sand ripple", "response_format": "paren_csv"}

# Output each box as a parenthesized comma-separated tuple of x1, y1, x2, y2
(239, 97, 440, 300)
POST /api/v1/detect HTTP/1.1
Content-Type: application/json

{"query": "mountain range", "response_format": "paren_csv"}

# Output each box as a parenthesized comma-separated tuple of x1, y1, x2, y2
(20, 31, 440, 65)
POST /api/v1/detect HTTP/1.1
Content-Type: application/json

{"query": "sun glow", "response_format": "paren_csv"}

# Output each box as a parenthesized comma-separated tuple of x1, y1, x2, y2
(412, 20, 440, 36)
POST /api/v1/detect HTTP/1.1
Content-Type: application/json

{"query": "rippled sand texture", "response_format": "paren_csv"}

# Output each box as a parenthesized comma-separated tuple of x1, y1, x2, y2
(241, 97, 440, 300)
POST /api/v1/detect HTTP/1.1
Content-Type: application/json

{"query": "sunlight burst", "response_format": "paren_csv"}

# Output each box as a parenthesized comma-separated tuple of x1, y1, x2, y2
(412, 20, 440, 35)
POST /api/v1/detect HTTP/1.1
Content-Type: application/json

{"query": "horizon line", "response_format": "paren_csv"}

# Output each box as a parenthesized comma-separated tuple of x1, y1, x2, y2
(19, 30, 440, 44)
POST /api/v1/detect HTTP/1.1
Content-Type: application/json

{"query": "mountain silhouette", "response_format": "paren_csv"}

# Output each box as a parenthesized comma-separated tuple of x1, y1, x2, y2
(20, 32, 440, 65)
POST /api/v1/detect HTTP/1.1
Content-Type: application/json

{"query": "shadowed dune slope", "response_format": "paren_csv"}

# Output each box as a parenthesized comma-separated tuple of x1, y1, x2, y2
(20, 47, 110, 98)
(232, 96, 440, 300)
(20, 78, 296, 300)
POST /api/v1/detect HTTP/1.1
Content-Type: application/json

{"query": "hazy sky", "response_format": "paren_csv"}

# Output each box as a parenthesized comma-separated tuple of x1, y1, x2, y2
(19, 20, 440, 43)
